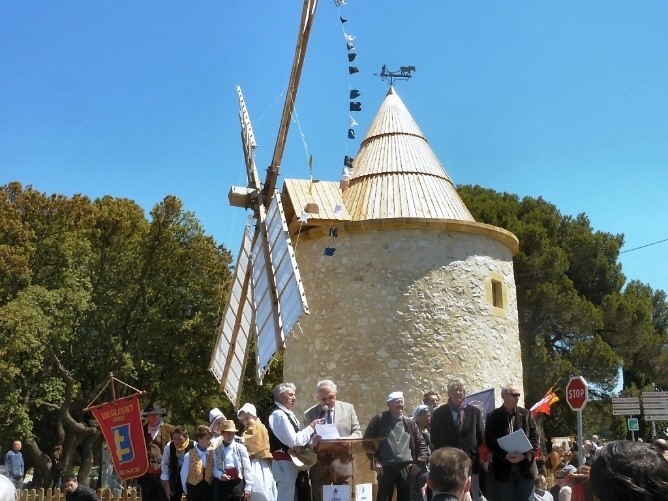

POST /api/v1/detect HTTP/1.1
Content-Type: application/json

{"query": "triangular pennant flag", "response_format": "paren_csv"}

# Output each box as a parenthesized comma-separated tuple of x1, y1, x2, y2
(349, 102, 361, 111)
(348, 66, 359, 75)
(349, 116, 358, 126)
(346, 43, 355, 51)
(349, 89, 361, 99)
(340, 15, 347, 23)
(348, 53, 357, 62)
(334, 0, 346, 6)
(348, 128, 356, 139)
(344, 33, 355, 42)
(344, 156, 354, 168)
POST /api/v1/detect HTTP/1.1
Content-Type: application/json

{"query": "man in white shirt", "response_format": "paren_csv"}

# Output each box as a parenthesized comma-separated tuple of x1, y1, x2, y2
(267, 383, 322, 501)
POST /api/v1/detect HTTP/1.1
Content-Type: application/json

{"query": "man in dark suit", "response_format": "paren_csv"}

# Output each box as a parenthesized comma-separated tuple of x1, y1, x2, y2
(427, 447, 472, 501)
(304, 379, 362, 501)
(485, 384, 539, 501)
(431, 381, 483, 500)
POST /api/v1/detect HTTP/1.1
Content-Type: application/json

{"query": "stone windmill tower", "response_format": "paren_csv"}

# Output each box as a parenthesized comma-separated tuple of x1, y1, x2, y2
(280, 87, 523, 421)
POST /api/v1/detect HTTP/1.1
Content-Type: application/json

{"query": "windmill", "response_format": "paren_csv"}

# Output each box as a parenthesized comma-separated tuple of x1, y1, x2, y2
(209, 0, 319, 405)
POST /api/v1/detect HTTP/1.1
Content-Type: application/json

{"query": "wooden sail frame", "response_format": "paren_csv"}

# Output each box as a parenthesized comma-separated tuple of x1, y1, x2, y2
(209, 1, 318, 404)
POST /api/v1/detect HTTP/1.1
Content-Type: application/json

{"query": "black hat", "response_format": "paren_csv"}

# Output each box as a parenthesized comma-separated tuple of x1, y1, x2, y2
(142, 403, 167, 416)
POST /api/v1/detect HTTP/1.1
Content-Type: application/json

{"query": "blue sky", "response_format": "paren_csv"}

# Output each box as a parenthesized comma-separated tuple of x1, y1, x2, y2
(1, 1, 666, 295)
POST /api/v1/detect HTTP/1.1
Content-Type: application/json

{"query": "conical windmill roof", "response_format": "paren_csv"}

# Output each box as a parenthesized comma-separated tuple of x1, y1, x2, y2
(342, 87, 475, 222)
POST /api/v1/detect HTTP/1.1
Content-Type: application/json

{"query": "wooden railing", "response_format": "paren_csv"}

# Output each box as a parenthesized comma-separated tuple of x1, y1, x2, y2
(18, 488, 144, 501)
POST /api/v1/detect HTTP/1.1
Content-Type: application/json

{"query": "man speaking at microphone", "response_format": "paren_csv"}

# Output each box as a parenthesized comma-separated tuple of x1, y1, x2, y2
(304, 379, 362, 501)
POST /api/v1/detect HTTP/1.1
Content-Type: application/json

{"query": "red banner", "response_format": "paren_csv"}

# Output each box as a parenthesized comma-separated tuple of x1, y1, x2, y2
(89, 393, 148, 481)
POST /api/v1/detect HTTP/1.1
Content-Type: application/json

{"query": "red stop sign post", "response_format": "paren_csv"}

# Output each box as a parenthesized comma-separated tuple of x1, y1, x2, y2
(566, 376, 588, 465)
(566, 376, 588, 411)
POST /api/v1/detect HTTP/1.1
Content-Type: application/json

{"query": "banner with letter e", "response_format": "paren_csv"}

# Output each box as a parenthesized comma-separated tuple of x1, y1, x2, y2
(89, 393, 148, 481)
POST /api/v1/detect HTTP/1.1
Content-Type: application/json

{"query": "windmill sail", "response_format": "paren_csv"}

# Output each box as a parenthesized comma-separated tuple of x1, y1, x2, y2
(210, 1, 318, 403)
(253, 193, 310, 379)
(209, 227, 255, 405)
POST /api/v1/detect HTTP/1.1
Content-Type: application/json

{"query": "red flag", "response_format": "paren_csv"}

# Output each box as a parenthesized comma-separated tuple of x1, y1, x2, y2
(530, 383, 560, 417)
(89, 393, 148, 481)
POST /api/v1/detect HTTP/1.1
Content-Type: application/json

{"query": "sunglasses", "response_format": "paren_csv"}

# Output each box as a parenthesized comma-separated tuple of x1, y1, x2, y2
(509, 392, 521, 397)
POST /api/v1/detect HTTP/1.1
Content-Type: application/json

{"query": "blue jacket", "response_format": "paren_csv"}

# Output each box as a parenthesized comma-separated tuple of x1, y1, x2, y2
(4, 449, 24, 479)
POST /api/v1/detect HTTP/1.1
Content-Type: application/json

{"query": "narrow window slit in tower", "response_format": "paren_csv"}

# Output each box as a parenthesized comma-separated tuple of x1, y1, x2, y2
(491, 279, 504, 308)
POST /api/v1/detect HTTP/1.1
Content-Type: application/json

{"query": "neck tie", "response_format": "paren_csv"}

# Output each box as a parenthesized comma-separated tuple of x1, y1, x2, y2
(326, 409, 332, 424)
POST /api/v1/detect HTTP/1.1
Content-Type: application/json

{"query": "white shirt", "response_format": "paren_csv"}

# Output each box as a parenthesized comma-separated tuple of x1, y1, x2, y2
(534, 488, 554, 501)
(268, 402, 314, 449)
(160, 440, 192, 481)
(212, 441, 252, 493)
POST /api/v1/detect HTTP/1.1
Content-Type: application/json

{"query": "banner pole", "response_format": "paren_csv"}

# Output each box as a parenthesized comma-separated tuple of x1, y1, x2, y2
(110, 372, 116, 401)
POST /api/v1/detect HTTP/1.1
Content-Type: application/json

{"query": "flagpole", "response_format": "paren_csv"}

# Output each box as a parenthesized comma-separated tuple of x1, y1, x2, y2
(110, 372, 116, 401)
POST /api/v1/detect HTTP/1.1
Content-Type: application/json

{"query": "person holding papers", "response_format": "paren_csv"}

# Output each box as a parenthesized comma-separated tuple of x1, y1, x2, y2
(484, 384, 539, 501)
(303, 379, 362, 501)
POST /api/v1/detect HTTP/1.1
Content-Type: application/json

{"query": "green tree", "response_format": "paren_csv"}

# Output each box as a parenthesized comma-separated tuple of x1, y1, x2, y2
(0, 183, 233, 486)
(458, 185, 667, 439)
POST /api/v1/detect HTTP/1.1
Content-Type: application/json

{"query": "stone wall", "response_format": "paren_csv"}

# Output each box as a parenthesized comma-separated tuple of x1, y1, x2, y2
(284, 226, 524, 427)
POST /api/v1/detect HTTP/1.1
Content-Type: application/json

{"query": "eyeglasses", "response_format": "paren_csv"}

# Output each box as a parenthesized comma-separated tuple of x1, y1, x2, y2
(509, 392, 521, 397)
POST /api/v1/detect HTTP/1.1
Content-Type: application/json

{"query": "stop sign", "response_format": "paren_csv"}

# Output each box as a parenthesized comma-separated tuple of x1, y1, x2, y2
(566, 376, 589, 411)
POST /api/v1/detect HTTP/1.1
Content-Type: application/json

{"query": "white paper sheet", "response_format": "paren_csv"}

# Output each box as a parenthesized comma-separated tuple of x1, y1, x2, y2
(316, 422, 341, 440)
(497, 429, 533, 453)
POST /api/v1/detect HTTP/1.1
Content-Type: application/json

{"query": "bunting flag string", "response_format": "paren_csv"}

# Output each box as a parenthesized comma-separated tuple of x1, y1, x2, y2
(329, 0, 365, 257)
(335, 0, 363, 178)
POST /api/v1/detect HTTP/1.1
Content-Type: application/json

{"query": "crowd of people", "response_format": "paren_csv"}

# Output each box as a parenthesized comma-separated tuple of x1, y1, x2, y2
(4, 380, 668, 501)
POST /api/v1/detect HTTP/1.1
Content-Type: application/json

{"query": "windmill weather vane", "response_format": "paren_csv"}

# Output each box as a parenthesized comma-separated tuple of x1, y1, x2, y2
(377, 64, 416, 85)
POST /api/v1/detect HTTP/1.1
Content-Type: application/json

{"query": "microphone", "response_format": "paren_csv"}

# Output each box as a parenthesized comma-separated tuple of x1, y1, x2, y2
(322, 405, 332, 424)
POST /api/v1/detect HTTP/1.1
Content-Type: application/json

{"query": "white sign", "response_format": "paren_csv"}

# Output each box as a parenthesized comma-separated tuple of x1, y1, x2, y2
(613, 408, 640, 416)
(643, 391, 668, 398)
(613, 397, 641, 403)
(323, 485, 351, 501)
(643, 402, 668, 410)
(612, 397, 640, 415)
(355, 483, 373, 501)
(646, 414, 668, 422)
(613, 402, 642, 409)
